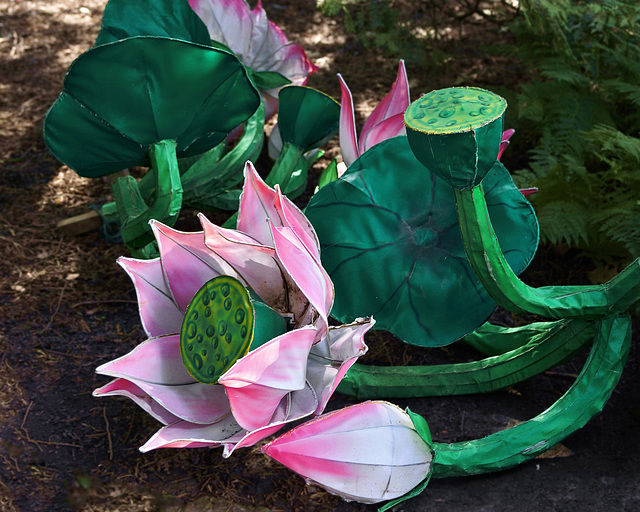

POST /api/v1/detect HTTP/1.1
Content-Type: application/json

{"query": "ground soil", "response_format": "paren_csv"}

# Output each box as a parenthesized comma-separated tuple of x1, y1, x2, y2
(1, 1, 639, 511)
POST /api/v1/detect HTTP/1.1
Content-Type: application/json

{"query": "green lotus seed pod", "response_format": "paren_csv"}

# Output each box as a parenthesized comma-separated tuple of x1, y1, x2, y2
(180, 276, 254, 384)
(404, 87, 506, 190)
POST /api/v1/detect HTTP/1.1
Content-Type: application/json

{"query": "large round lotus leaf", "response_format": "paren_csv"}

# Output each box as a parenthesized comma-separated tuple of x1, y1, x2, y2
(95, 0, 211, 46)
(277, 86, 340, 151)
(305, 136, 539, 347)
(44, 37, 260, 178)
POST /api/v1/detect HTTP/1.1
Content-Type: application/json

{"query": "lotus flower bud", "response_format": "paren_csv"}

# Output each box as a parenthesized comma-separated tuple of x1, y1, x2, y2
(262, 401, 433, 504)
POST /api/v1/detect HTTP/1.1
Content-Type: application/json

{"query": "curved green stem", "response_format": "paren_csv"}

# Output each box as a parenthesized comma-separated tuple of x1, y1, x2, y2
(337, 319, 593, 399)
(455, 184, 640, 317)
(431, 314, 631, 477)
(112, 139, 183, 253)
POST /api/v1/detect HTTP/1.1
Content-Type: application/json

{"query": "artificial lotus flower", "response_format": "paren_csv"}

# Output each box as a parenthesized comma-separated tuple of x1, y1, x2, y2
(189, 0, 317, 120)
(339, 60, 410, 170)
(93, 162, 374, 456)
(263, 400, 433, 505)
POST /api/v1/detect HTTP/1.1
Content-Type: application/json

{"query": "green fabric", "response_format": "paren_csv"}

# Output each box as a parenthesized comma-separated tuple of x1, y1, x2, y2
(265, 143, 307, 198)
(337, 319, 593, 398)
(95, 0, 211, 46)
(182, 102, 265, 211)
(463, 321, 565, 356)
(316, 158, 339, 192)
(431, 314, 631, 477)
(455, 184, 640, 317)
(112, 140, 183, 251)
(277, 86, 340, 151)
(404, 87, 506, 190)
(44, 36, 260, 177)
(250, 301, 289, 351)
(248, 69, 292, 90)
(305, 137, 538, 347)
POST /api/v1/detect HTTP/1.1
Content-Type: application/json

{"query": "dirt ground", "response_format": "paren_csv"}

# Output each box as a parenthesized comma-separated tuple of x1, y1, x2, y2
(1, 0, 639, 511)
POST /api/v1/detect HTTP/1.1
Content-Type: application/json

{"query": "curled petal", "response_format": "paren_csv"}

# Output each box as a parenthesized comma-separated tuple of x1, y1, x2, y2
(225, 382, 318, 456)
(338, 73, 359, 167)
(118, 257, 182, 338)
(359, 60, 410, 155)
(151, 221, 228, 311)
(220, 327, 317, 431)
(498, 128, 516, 161)
(140, 413, 244, 452)
(271, 224, 334, 332)
(237, 161, 283, 245)
(274, 186, 320, 260)
(263, 401, 433, 504)
(96, 335, 231, 424)
(359, 113, 406, 154)
(93, 378, 180, 426)
(306, 318, 373, 414)
(199, 214, 291, 311)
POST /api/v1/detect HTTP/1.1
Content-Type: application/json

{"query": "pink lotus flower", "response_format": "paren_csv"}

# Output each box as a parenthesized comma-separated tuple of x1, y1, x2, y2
(189, 0, 317, 119)
(263, 401, 433, 504)
(94, 162, 373, 456)
(339, 60, 410, 169)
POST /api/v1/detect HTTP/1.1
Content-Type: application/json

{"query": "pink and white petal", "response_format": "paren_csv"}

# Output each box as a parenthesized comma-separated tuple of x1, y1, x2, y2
(262, 92, 280, 121)
(262, 401, 432, 504)
(237, 161, 283, 245)
(261, 41, 317, 85)
(519, 187, 538, 197)
(96, 335, 192, 385)
(200, 215, 291, 313)
(338, 74, 359, 167)
(117, 257, 182, 338)
(219, 327, 316, 431)
(93, 378, 180, 425)
(359, 60, 410, 155)
(359, 113, 406, 154)
(131, 380, 231, 425)
(140, 413, 244, 452)
(271, 224, 334, 331)
(151, 221, 224, 311)
(306, 318, 373, 414)
(225, 381, 318, 456)
(498, 129, 515, 160)
(189, 0, 254, 59)
(274, 186, 320, 260)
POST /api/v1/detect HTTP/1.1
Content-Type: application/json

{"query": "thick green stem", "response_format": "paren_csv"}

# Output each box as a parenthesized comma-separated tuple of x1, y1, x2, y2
(112, 139, 183, 252)
(431, 314, 631, 477)
(455, 184, 640, 317)
(337, 319, 593, 399)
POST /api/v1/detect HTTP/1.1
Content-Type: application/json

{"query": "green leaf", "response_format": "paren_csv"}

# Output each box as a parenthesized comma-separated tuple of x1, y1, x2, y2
(95, 0, 211, 46)
(44, 37, 260, 177)
(277, 86, 340, 151)
(248, 69, 292, 90)
(316, 158, 339, 191)
(305, 136, 538, 347)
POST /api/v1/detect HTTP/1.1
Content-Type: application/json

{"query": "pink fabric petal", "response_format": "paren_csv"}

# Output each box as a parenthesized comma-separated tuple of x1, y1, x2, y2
(219, 327, 317, 431)
(271, 224, 334, 331)
(338, 73, 359, 167)
(498, 128, 516, 160)
(199, 214, 293, 312)
(151, 221, 225, 311)
(140, 413, 244, 452)
(93, 378, 180, 426)
(359, 113, 406, 154)
(306, 319, 373, 414)
(237, 161, 283, 245)
(274, 186, 321, 260)
(189, 0, 254, 60)
(96, 335, 232, 424)
(359, 60, 410, 155)
(225, 382, 318, 456)
(117, 257, 182, 338)
(519, 187, 538, 197)
(263, 401, 432, 504)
